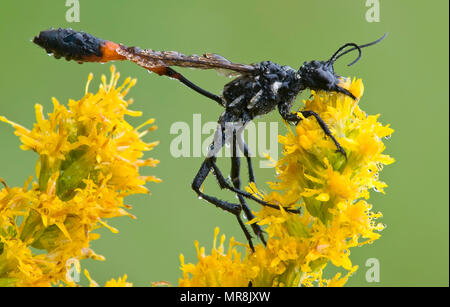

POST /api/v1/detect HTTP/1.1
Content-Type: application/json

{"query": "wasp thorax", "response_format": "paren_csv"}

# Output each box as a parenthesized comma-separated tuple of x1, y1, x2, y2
(221, 61, 302, 119)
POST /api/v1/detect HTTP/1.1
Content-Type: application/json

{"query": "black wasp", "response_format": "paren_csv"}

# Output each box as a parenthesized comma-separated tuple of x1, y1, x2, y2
(33, 28, 387, 251)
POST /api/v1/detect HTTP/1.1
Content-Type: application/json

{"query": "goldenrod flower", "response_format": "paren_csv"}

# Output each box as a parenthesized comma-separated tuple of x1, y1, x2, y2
(84, 269, 133, 287)
(104, 275, 133, 287)
(0, 66, 159, 286)
(179, 227, 255, 287)
(179, 78, 394, 287)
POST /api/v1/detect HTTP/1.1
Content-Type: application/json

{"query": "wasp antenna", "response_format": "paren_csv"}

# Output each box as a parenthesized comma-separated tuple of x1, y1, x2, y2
(328, 43, 362, 66)
(332, 32, 388, 66)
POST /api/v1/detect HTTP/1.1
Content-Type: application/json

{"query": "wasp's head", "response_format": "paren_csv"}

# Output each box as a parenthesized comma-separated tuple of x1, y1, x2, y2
(298, 34, 387, 100)
(297, 59, 356, 98)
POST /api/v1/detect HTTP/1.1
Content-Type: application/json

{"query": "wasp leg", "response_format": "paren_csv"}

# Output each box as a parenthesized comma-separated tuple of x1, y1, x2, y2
(209, 160, 300, 213)
(191, 158, 240, 213)
(191, 142, 256, 252)
(241, 139, 255, 184)
(231, 131, 267, 246)
(278, 103, 346, 158)
(238, 135, 296, 231)
(164, 67, 224, 106)
(300, 110, 346, 158)
(207, 119, 300, 213)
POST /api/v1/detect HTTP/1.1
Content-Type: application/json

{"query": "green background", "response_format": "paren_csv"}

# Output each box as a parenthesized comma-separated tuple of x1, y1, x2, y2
(0, 0, 448, 287)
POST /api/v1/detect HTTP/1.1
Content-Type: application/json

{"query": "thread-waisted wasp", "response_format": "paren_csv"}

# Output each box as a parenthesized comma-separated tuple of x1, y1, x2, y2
(33, 28, 386, 250)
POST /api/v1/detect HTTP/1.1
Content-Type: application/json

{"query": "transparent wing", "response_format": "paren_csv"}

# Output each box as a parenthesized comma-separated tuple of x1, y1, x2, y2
(116, 45, 255, 75)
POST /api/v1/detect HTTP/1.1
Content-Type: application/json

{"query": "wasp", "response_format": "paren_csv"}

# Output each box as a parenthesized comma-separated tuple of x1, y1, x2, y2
(33, 28, 386, 251)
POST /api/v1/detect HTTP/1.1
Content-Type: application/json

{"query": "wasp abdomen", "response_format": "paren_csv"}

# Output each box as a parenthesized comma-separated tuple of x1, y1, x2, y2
(33, 28, 124, 63)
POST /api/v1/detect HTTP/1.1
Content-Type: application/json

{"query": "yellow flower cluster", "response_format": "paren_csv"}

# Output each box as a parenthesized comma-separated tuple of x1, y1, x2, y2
(0, 66, 159, 286)
(179, 227, 254, 287)
(179, 78, 394, 287)
(85, 270, 133, 287)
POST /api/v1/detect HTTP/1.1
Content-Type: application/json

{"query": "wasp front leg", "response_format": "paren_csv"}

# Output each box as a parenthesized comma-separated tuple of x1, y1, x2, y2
(278, 103, 347, 158)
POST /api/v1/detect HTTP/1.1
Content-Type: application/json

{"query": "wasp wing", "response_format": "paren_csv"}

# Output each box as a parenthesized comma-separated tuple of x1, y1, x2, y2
(116, 45, 255, 76)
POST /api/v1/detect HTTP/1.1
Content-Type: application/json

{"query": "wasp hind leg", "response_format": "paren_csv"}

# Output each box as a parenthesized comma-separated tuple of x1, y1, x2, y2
(163, 67, 224, 106)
